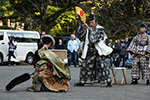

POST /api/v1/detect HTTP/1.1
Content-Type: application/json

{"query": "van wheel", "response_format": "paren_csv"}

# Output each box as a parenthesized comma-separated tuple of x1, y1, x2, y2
(0, 54, 3, 65)
(25, 53, 34, 64)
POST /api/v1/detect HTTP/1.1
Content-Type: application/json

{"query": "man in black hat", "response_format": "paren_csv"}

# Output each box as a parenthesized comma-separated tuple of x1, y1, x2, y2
(74, 12, 112, 87)
(127, 22, 150, 85)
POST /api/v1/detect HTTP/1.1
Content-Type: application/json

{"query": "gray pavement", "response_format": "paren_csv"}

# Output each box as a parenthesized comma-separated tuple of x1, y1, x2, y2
(0, 65, 150, 100)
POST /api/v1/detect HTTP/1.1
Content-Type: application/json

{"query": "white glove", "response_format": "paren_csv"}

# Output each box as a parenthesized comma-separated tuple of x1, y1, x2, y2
(64, 58, 68, 64)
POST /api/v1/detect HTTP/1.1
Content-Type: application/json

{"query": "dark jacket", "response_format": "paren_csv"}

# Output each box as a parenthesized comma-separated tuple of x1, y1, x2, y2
(124, 41, 130, 48)
(120, 44, 127, 56)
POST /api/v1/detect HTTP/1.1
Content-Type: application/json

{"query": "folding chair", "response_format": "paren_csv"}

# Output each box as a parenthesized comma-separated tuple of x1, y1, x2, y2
(111, 67, 128, 85)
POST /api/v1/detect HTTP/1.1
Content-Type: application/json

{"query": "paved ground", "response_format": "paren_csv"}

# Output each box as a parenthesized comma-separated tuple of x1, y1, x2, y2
(0, 65, 150, 100)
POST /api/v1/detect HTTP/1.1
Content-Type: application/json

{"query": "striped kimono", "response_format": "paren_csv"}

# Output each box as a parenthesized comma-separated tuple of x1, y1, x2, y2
(77, 23, 112, 84)
(128, 33, 150, 80)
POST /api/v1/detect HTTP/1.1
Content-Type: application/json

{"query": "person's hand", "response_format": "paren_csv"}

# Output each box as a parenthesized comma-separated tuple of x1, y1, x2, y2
(83, 23, 90, 29)
(64, 58, 68, 64)
(81, 50, 83, 53)
(75, 14, 79, 20)
(77, 51, 79, 55)
(125, 55, 127, 57)
(146, 54, 149, 58)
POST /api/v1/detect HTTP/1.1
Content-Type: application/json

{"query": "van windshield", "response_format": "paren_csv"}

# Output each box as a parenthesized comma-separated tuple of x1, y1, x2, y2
(7, 32, 39, 43)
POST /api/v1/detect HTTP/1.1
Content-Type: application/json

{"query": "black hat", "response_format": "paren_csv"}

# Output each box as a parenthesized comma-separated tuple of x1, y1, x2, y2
(89, 14, 95, 21)
(140, 22, 147, 28)
(42, 37, 52, 45)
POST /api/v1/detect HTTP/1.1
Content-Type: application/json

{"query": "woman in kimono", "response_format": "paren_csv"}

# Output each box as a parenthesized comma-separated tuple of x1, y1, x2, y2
(127, 22, 150, 85)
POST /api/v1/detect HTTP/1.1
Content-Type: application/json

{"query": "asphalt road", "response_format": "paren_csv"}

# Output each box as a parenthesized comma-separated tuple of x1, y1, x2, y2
(0, 65, 150, 100)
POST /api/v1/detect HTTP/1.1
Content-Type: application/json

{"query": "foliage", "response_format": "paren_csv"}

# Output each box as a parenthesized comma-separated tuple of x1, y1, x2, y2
(7, 0, 88, 36)
(76, 0, 150, 40)
(1, 0, 150, 40)
(0, 25, 15, 30)
(0, 1, 13, 19)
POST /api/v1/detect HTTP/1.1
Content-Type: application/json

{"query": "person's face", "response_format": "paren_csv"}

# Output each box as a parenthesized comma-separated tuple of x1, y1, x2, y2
(117, 39, 120, 43)
(71, 36, 75, 40)
(140, 27, 146, 33)
(109, 39, 112, 43)
(59, 39, 62, 43)
(121, 39, 124, 41)
(90, 19, 98, 28)
(75, 14, 79, 20)
(125, 38, 128, 41)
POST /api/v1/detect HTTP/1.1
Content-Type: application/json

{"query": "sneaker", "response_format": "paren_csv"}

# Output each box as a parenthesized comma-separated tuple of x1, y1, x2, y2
(131, 80, 138, 84)
(8, 64, 10, 67)
(74, 82, 84, 86)
(26, 87, 34, 92)
(14, 64, 16, 66)
(106, 82, 112, 87)
(146, 80, 149, 85)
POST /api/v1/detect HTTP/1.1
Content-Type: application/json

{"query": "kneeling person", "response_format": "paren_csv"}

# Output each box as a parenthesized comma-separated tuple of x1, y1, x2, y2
(27, 37, 71, 92)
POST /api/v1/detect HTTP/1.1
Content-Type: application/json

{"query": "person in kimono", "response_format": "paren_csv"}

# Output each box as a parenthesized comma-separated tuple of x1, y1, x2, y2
(27, 37, 71, 92)
(127, 22, 150, 85)
(74, 12, 113, 87)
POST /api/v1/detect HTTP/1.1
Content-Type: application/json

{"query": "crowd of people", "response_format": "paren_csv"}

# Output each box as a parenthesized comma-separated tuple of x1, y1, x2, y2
(53, 32, 131, 69)
(107, 37, 130, 68)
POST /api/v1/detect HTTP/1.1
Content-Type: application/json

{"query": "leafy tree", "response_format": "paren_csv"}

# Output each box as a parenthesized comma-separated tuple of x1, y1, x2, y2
(78, 0, 150, 40)
(8, 0, 88, 35)
(2, 0, 150, 39)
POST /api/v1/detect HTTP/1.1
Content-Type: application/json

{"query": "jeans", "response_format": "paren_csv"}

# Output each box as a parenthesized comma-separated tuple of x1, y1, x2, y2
(68, 51, 77, 67)
(110, 57, 113, 67)
(8, 50, 16, 64)
(116, 55, 126, 67)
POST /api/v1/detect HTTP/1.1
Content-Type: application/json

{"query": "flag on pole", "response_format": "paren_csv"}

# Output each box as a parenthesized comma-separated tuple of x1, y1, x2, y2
(10, 57, 21, 63)
(75, 6, 86, 23)
(10, 57, 34, 67)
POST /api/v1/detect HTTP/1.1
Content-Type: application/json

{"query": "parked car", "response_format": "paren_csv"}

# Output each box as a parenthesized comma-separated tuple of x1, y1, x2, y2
(54, 34, 70, 49)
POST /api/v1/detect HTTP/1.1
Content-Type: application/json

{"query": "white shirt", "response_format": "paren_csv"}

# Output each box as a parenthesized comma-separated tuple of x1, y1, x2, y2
(67, 39, 79, 53)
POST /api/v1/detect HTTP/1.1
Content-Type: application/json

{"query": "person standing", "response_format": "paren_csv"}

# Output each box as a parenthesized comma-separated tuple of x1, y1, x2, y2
(37, 32, 46, 50)
(67, 34, 79, 68)
(78, 39, 84, 58)
(55, 39, 65, 49)
(74, 11, 112, 87)
(124, 36, 130, 48)
(116, 40, 127, 67)
(8, 36, 17, 66)
(124, 36, 130, 59)
(107, 38, 114, 67)
(127, 22, 150, 85)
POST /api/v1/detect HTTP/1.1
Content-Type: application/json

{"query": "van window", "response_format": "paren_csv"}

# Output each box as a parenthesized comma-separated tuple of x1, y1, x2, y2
(0, 32, 4, 40)
(7, 32, 39, 43)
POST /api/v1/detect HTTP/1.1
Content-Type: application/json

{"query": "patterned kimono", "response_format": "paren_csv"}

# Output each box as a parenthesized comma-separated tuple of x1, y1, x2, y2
(128, 33, 150, 80)
(77, 23, 112, 84)
(32, 48, 71, 92)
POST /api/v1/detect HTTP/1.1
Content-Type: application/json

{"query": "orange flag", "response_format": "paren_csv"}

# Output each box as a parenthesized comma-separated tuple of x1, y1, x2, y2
(75, 6, 86, 23)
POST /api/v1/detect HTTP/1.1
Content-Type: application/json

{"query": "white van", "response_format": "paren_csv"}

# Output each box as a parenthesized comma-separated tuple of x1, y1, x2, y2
(0, 30, 40, 65)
